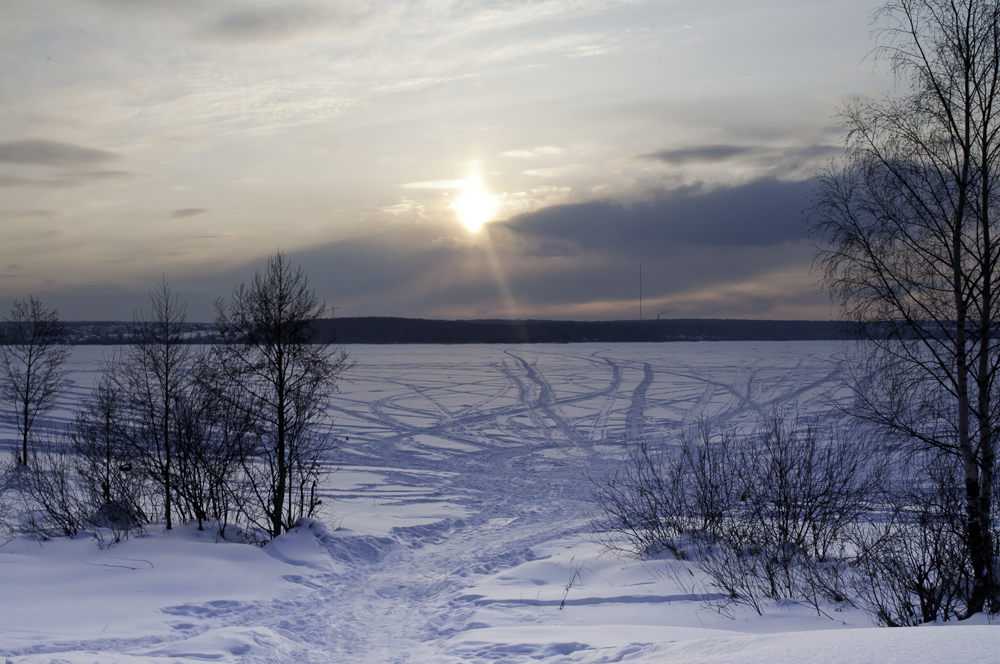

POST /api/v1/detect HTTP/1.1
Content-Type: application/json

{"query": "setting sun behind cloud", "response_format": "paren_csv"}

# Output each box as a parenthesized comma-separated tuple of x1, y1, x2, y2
(454, 175, 498, 233)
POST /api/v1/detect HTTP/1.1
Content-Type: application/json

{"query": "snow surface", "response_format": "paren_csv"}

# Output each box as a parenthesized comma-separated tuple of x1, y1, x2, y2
(1, 342, 998, 663)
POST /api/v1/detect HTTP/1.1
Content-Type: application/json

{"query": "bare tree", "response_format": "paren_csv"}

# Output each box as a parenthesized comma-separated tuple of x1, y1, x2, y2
(72, 337, 253, 538)
(0, 296, 70, 464)
(211, 251, 351, 539)
(71, 363, 149, 538)
(112, 280, 192, 530)
(169, 373, 256, 533)
(812, 0, 1000, 616)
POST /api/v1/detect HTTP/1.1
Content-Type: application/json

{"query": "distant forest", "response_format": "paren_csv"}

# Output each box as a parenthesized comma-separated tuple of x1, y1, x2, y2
(57, 317, 858, 345)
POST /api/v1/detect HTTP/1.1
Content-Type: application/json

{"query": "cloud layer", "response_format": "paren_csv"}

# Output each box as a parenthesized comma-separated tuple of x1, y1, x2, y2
(503, 178, 815, 254)
(0, 0, 885, 321)
(0, 139, 119, 167)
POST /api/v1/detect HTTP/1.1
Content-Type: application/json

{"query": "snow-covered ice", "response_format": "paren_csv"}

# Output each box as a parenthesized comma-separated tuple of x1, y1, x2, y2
(1, 342, 997, 663)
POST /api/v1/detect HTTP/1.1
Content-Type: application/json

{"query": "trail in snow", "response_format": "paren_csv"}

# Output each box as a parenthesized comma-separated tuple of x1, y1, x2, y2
(2, 342, 893, 664)
(228, 342, 850, 663)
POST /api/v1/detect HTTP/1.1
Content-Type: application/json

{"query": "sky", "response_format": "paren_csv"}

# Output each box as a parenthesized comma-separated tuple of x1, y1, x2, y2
(0, 0, 894, 322)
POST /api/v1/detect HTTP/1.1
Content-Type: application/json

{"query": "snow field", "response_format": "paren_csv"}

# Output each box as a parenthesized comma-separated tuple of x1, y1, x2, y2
(1, 342, 998, 662)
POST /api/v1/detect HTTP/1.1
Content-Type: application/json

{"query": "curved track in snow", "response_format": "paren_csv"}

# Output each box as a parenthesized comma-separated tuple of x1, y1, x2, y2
(242, 343, 848, 663)
(1, 342, 851, 663)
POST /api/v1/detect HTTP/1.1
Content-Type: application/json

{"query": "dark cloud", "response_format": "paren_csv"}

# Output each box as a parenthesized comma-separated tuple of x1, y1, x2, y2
(0, 170, 137, 188)
(208, 6, 321, 42)
(780, 144, 841, 161)
(0, 139, 132, 188)
(24, 179, 822, 321)
(171, 208, 209, 219)
(639, 145, 756, 164)
(0, 139, 118, 167)
(204, 4, 367, 44)
(753, 144, 842, 178)
(90, 232, 469, 321)
(636, 143, 843, 179)
(133, 179, 820, 321)
(279, 201, 818, 320)
(31, 224, 822, 322)
(294, 236, 460, 299)
(500, 177, 815, 257)
(3, 209, 55, 219)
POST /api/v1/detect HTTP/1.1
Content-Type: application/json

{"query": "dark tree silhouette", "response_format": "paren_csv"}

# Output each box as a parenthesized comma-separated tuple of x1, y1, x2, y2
(212, 251, 351, 539)
(112, 280, 192, 530)
(812, 0, 1000, 615)
(0, 296, 69, 464)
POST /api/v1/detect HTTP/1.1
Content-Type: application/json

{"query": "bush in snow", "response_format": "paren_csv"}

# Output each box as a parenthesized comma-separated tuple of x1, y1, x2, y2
(849, 452, 974, 625)
(593, 412, 884, 617)
(7, 437, 90, 540)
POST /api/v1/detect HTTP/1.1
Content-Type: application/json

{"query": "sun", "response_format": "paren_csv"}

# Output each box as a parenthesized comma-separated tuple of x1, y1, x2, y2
(453, 175, 498, 233)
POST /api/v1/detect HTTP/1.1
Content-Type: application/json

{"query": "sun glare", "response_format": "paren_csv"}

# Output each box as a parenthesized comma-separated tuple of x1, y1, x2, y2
(454, 175, 498, 233)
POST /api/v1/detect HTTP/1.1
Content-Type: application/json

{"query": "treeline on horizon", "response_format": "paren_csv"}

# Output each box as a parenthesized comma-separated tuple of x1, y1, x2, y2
(49, 317, 861, 345)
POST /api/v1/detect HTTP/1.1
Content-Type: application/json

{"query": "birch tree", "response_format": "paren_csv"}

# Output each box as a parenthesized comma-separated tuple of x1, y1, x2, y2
(813, 0, 1000, 616)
